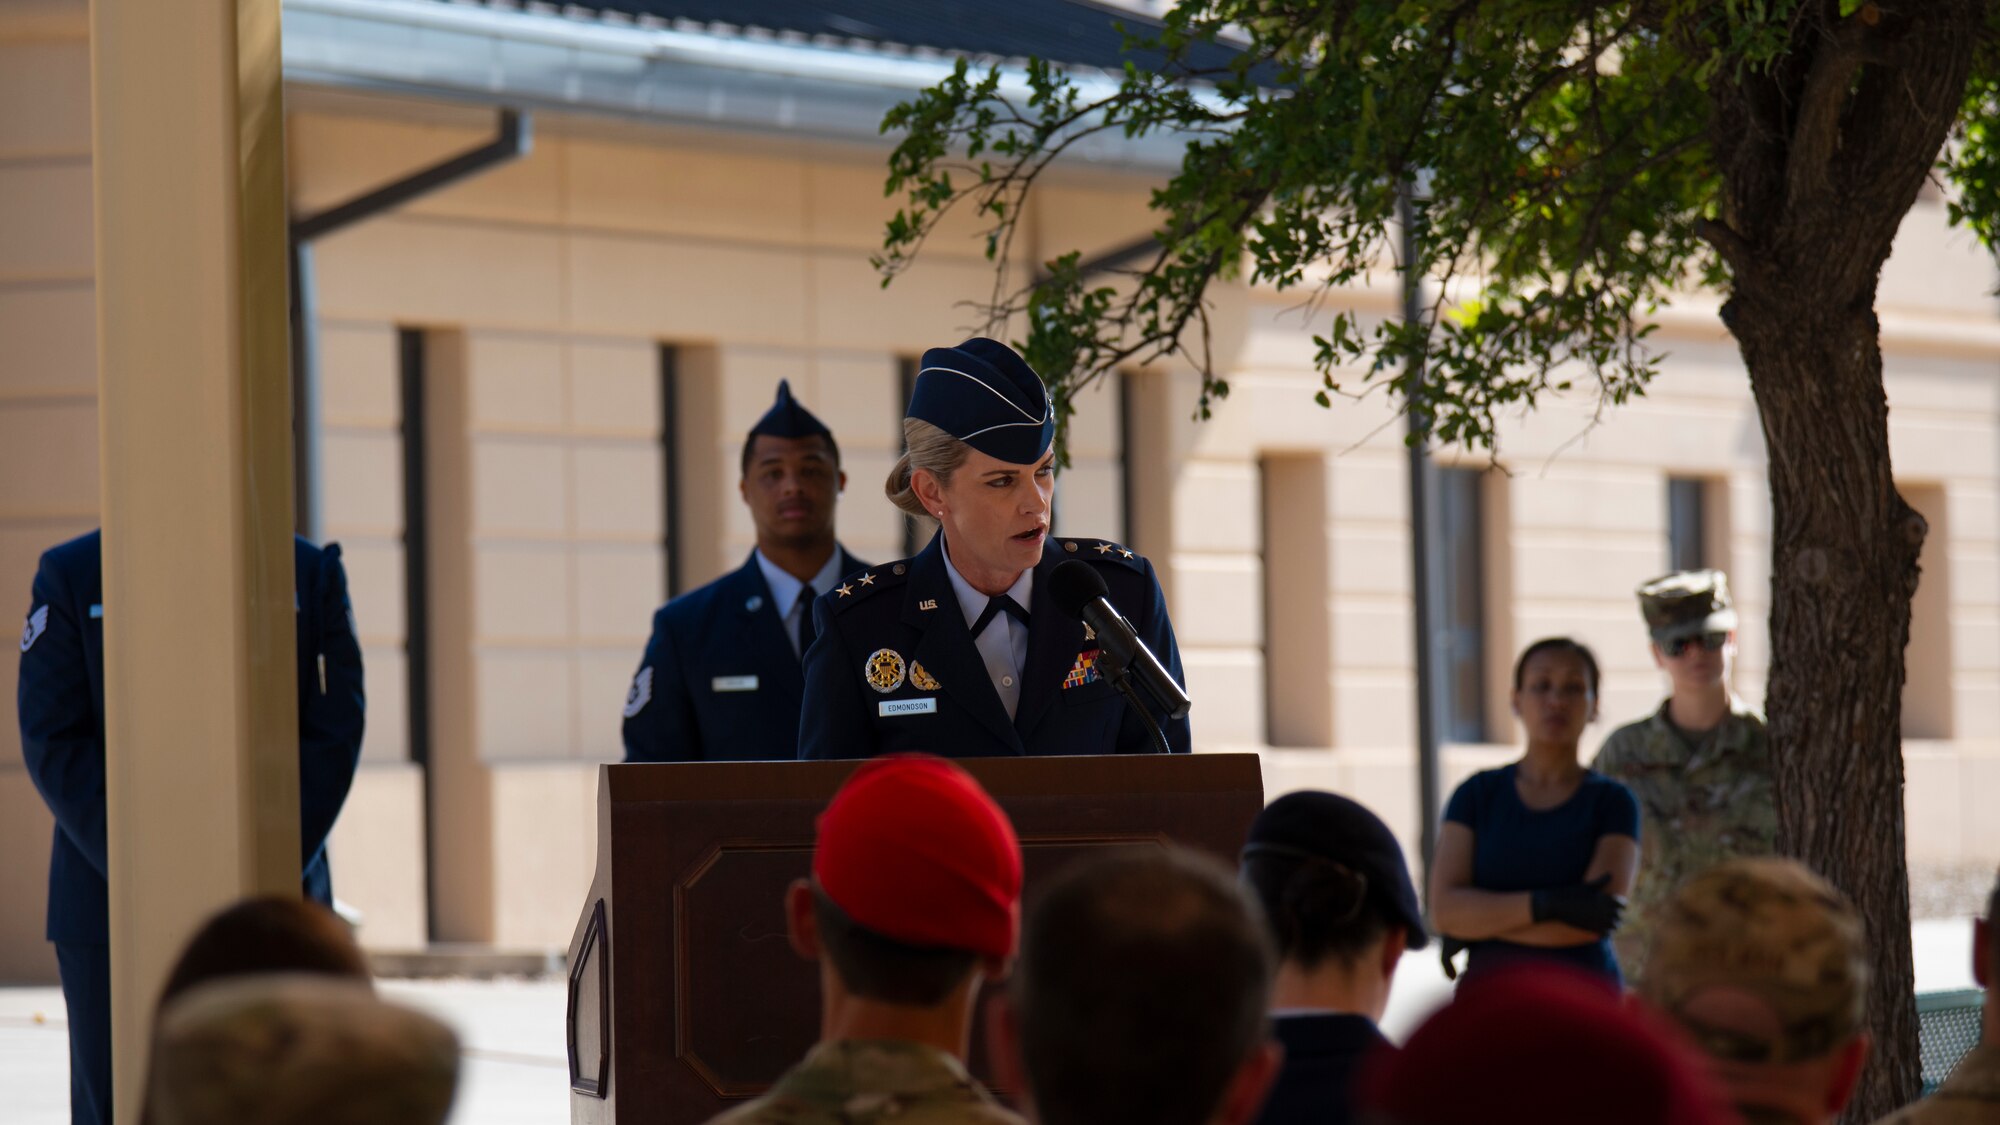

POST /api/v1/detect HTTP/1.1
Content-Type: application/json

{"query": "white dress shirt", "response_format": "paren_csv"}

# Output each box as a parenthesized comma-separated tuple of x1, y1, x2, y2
(755, 547, 847, 659)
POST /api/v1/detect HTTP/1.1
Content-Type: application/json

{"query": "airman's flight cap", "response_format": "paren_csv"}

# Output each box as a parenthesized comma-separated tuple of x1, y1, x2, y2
(749, 379, 833, 442)
(1637, 569, 1738, 643)
(909, 337, 1055, 466)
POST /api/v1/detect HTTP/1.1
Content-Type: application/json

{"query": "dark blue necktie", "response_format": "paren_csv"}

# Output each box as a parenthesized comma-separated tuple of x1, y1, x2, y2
(794, 586, 817, 657)
(970, 594, 1030, 637)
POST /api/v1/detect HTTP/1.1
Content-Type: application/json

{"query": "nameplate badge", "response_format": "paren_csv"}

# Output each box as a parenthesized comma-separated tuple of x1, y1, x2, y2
(711, 675, 760, 693)
(879, 698, 937, 718)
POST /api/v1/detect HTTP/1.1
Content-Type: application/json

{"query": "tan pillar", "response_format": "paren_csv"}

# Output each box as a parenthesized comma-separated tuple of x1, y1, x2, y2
(89, 1, 298, 1120)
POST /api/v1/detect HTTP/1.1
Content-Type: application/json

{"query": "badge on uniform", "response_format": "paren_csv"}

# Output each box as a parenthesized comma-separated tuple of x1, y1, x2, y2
(711, 675, 759, 693)
(910, 662, 941, 691)
(1063, 648, 1102, 690)
(866, 648, 907, 693)
(624, 667, 653, 718)
(20, 605, 48, 654)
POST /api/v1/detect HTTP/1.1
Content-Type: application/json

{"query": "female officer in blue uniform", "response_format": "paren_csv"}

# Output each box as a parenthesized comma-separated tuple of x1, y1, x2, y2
(798, 337, 1190, 759)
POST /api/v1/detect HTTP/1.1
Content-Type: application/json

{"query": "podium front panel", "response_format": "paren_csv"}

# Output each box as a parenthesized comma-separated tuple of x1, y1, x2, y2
(568, 753, 1263, 1125)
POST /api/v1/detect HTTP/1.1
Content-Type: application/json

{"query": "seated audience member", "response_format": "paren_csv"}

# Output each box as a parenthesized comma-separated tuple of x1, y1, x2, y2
(157, 896, 371, 1008)
(1873, 867, 2000, 1123)
(989, 847, 1280, 1125)
(142, 896, 375, 1124)
(706, 754, 1025, 1125)
(146, 974, 457, 1125)
(1639, 857, 1871, 1125)
(1238, 791, 1427, 1125)
(1358, 965, 1729, 1125)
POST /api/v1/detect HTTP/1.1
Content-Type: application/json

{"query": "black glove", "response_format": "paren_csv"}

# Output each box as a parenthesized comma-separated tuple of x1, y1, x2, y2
(1439, 936, 1469, 982)
(1530, 874, 1625, 935)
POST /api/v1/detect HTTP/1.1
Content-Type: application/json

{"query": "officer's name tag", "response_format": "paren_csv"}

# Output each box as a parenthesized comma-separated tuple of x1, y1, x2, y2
(711, 675, 759, 693)
(879, 698, 937, 718)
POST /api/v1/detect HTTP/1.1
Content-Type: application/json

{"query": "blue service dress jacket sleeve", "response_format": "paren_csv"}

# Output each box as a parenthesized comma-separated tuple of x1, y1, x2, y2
(797, 535, 1192, 760)
(622, 549, 869, 762)
(18, 540, 111, 936)
(295, 539, 366, 903)
(17, 532, 366, 942)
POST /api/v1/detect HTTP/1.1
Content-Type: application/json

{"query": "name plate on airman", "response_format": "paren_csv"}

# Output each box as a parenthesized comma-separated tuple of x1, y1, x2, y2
(710, 676, 759, 693)
(878, 698, 937, 718)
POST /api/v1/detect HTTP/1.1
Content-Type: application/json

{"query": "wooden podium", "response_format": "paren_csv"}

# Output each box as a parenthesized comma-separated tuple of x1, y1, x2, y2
(564, 754, 1264, 1124)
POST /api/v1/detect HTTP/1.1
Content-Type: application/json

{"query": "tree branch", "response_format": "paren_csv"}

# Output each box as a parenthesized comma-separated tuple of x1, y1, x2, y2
(1695, 216, 1757, 278)
(1785, 12, 1881, 212)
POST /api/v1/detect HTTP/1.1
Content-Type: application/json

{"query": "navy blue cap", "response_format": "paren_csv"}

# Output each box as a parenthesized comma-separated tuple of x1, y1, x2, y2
(750, 379, 833, 442)
(1243, 791, 1429, 950)
(908, 338, 1054, 465)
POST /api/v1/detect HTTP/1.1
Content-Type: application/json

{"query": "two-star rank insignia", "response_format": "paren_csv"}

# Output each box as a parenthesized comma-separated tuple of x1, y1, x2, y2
(836, 582, 855, 598)
(1095, 542, 1113, 554)
(858, 573, 876, 586)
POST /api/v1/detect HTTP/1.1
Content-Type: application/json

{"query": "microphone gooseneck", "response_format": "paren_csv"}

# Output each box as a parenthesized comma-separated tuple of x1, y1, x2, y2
(1050, 559, 1192, 727)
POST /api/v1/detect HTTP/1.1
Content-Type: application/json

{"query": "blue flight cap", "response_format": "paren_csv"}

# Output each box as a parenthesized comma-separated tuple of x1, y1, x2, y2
(908, 338, 1054, 465)
(749, 379, 833, 442)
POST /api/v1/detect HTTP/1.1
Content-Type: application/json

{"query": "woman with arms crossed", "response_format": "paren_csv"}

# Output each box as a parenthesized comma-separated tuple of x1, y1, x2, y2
(1430, 637, 1641, 987)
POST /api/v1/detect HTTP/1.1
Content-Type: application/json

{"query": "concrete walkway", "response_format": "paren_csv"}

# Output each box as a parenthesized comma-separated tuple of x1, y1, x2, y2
(0, 919, 1979, 1124)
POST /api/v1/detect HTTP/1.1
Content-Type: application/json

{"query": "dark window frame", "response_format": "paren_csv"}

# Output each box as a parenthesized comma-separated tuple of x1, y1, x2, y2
(1667, 476, 1708, 573)
(1437, 466, 1487, 743)
(660, 344, 683, 598)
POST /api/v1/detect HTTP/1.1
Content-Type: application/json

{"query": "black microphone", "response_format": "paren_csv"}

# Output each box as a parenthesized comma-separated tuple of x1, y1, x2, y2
(1050, 559, 1191, 721)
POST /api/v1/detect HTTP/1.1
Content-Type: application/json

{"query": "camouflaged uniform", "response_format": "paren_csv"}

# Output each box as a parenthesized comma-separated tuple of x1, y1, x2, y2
(1641, 858, 1870, 1125)
(1592, 696, 1777, 980)
(1872, 1044, 2000, 1124)
(705, 1040, 1025, 1125)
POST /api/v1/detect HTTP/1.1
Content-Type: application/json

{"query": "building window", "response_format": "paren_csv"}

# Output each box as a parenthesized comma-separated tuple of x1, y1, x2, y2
(897, 356, 930, 557)
(659, 344, 684, 597)
(1667, 477, 1708, 572)
(1438, 466, 1487, 743)
(1260, 455, 1333, 747)
(397, 328, 431, 777)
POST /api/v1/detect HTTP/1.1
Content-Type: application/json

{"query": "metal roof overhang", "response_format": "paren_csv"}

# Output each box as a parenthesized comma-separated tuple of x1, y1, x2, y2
(282, 0, 1215, 173)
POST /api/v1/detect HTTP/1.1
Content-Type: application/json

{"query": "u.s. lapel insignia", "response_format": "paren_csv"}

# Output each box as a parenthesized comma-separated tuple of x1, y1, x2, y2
(910, 662, 941, 691)
(745, 594, 764, 613)
(20, 605, 49, 653)
(865, 648, 907, 693)
(919, 598, 939, 611)
(623, 666, 654, 718)
(1063, 648, 1103, 690)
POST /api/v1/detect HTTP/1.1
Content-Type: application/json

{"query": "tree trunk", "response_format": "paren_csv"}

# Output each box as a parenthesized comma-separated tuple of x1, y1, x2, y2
(1728, 286, 1923, 1122)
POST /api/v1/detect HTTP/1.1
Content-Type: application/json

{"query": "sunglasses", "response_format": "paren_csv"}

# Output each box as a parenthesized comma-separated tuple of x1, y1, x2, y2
(1662, 631, 1729, 658)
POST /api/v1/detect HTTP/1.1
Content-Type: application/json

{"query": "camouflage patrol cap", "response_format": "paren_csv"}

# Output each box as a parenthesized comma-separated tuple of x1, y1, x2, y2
(1639, 858, 1868, 1067)
(150, 974, 459, 1125)
(1636, 569, 1738, 643)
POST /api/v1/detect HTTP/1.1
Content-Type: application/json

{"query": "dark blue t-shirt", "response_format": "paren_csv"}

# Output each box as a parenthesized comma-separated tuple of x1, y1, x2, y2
(1443, 764, 1640, 985)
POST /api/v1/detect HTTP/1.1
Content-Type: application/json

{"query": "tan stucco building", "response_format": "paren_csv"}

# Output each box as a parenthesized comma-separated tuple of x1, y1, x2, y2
(3, 0, 1996, 981)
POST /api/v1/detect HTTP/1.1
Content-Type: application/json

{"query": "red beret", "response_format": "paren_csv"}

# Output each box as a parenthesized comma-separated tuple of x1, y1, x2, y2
(813, 755, 1023, 961)
(1358, 966, 1729, 1125)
